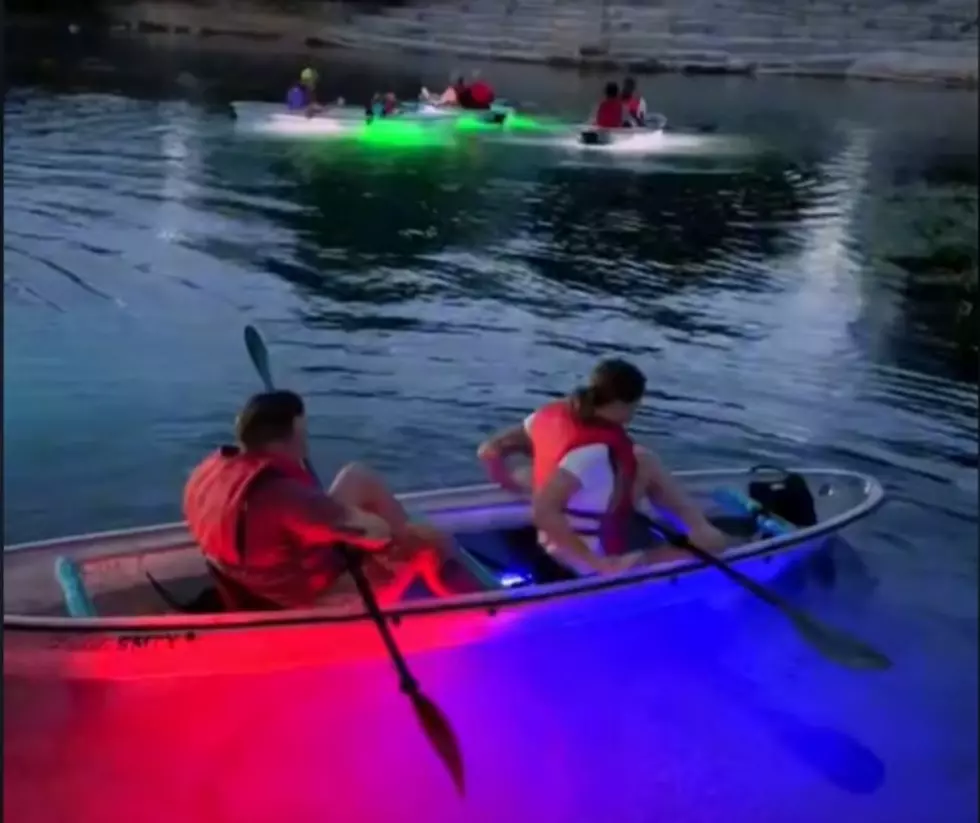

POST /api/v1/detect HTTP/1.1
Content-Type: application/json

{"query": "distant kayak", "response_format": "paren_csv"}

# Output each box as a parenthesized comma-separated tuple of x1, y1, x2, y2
(231, 100, 514, 135)
(579, 113, 668, 147)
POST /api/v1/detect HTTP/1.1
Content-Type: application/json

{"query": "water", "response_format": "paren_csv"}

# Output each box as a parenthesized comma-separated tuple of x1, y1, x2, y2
(4, 47, 978, 822)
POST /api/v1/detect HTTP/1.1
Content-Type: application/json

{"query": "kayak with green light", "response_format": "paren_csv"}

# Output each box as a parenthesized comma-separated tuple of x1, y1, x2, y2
(231, 99, 516, 136)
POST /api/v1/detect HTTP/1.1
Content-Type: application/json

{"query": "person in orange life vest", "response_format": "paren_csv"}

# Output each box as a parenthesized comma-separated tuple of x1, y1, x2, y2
(184, 390, 470, 609)
(593, 81, 629, 129)
(476, 360, 729, 576)
(620, 76, 647, 127)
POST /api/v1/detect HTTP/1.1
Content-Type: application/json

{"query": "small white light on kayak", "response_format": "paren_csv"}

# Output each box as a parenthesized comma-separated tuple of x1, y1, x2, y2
(499, 573, 530, 588)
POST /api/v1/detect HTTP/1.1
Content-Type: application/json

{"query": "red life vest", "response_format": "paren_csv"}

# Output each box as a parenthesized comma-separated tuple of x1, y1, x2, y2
(468, 80, 494, 108)
(183, 446, 343, 608)
(623, 95, 641, 120)
(595, 99, 625, 129)
(528, 400, 638, 555)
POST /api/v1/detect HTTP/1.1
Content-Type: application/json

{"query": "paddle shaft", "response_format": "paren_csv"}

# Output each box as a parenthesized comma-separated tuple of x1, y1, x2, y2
(646, 516, 798, 611)
(244, 327, 418, 692)
(644, 515, 890, 670)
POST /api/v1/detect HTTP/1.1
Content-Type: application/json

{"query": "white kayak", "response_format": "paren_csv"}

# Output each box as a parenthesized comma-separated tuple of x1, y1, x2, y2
(4, 466, 883, 681)
(579, 113, 668, 147)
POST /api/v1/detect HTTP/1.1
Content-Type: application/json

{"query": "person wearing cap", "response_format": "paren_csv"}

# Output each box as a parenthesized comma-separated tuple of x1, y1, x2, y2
(183, 390, 478, 610)
(286, 67, 322, 116)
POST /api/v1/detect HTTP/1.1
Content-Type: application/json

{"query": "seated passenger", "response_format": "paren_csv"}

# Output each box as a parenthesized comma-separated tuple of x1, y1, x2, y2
(476, 360, 729, 576)
(286, 67, 322, 117)
(184, 390, 475, 610)
(461, 72, 495, 110)
(366, 92, 400, 120)
(593, 81, 628, 129)
(422, 75, 466, 107)
(620, 76, 648, 127)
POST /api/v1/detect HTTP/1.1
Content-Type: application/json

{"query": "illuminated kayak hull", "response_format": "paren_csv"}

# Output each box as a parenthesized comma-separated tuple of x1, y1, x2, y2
(231, 101, 513, 136)
(4, 468, 883, 823)
(579, 113, 669, 147)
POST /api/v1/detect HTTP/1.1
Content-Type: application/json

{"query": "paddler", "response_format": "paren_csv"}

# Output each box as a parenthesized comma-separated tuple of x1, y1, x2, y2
(460, 70, 495, 110)
(286, 67, 322, 117)
(621, 76, 648, 127)
(365, 91, 400, 121)
(184, 390, 478, 610)
(593, 81, 630, 129)
(421, 74, 466, 107)
(476, 359, 729, 576)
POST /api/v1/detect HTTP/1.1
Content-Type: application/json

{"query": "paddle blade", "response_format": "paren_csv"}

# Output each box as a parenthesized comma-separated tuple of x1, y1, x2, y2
(243, 325, 274, 391)
(791, 613, 892, 671)
(410, 690, 465, 796)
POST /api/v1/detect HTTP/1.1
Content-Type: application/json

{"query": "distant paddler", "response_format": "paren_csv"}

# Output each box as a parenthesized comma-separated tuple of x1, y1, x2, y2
(621, 76, 648, 127)
(420, 74, 467, 107)
(286, 67, 323, 117)
(420, 69, 496, 110)
(365, 92, 403, 122)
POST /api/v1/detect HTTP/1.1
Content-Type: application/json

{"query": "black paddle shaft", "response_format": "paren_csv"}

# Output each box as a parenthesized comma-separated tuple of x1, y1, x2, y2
(342, 548, 418, 694)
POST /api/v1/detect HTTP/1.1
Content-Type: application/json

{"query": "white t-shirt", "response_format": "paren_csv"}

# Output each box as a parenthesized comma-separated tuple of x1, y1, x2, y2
(524, 411, 617, 569)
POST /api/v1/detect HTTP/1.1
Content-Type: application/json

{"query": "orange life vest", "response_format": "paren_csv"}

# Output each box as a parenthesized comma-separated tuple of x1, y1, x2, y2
(624, 95, 640, 117)
(183, 446, 344, 608)
(528, 400, 638, 555)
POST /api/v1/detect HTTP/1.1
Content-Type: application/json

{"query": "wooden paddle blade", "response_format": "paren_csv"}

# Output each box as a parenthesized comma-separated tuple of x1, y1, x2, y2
(792, 614, 893, 671)
(243, 325, 274, 391)
(410, 690, 466, 796)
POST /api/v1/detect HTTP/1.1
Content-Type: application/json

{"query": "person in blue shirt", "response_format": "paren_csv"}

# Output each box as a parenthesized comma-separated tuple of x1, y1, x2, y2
(286, 68, 322, 117)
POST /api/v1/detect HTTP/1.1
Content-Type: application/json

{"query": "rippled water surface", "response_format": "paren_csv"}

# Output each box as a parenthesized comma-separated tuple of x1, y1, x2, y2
(4, 53, 978, 822)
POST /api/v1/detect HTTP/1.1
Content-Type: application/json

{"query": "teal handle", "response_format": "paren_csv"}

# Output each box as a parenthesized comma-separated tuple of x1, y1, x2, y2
(55, 556, 97, 617)
(711, 488, 793, 536)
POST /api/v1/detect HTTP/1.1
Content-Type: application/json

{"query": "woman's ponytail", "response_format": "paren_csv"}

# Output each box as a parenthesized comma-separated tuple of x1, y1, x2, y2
(569, 386, 599, 421)
(569, 359, 646, 421)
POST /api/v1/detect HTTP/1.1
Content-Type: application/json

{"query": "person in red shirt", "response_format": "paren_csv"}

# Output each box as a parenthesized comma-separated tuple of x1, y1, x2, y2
(184, 390, 475, 610)
(593, 81, 628, 129)
(476, 359, 728, 576)
(460, 71, 495, 110)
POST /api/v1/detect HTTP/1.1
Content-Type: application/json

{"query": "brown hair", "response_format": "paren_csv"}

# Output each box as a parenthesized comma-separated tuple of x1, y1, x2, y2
(570, 359, 646, 421)
(235, 391, 305, 450)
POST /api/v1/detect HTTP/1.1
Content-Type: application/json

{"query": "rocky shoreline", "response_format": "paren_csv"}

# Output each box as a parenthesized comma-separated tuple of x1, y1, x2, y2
(9, 0, 978, 88)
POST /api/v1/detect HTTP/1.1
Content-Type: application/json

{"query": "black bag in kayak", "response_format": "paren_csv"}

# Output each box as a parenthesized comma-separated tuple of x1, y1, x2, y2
(747, 464, 818, 527)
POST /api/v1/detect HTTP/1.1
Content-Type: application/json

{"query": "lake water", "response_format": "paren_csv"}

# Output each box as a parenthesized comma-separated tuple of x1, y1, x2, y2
(3, 44, 978, 823)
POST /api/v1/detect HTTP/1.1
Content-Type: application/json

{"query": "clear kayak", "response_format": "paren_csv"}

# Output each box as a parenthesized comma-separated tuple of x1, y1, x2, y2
(3, 466, 883, 823)
(231, 100, 514, 136)
(4, 466, 882, 680)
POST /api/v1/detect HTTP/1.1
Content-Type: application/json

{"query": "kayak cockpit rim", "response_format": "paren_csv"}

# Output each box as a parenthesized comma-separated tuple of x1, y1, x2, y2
(2, 468, 885, 633)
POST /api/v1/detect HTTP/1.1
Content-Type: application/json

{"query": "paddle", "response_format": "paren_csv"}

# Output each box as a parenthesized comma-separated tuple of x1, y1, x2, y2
(643, 516, 891, 671)
(243, 325, 465, 796)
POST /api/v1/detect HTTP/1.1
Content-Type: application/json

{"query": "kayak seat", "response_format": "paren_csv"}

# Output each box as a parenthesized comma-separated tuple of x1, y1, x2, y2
(54, 556, 98, 618)
(145, 562, 282, 615)
(457, 512, 761, 587)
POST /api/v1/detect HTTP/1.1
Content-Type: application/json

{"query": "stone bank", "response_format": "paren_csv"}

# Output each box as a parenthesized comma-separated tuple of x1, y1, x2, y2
(107, 0, 978, 85)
